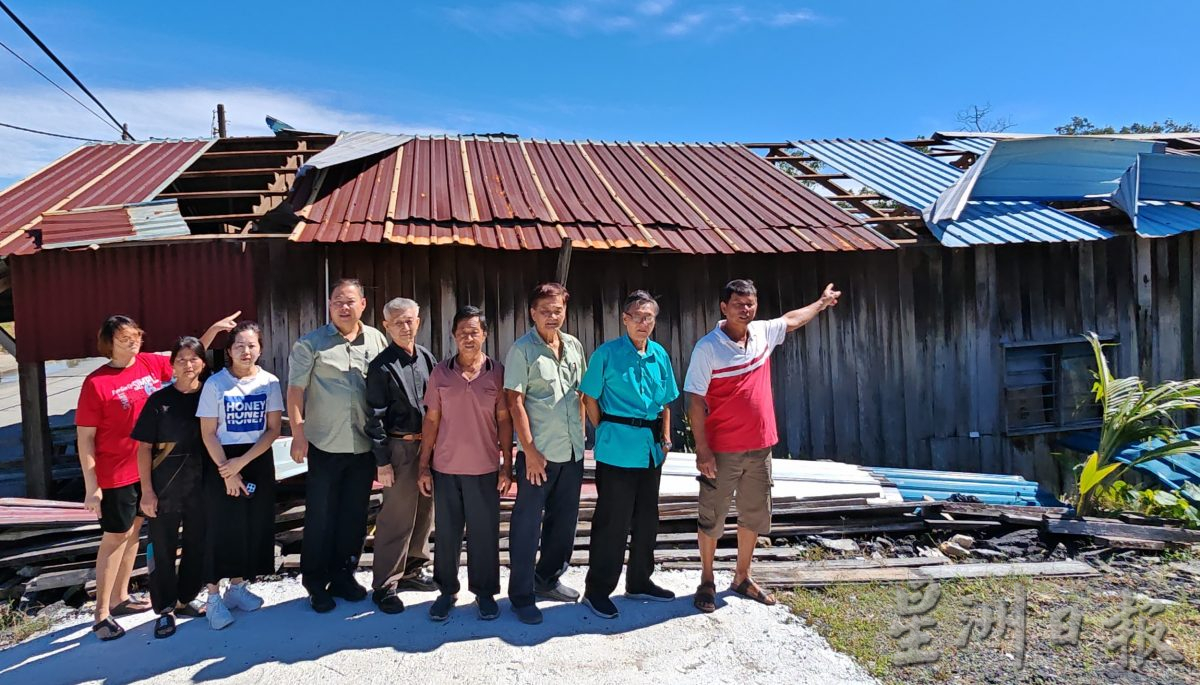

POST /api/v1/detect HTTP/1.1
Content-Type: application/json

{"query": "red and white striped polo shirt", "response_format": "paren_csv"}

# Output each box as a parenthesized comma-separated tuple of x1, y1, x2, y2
(683, 318, 788, 453)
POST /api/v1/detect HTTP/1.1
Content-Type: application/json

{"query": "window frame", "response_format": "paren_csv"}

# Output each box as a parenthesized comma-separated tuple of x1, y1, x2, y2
(1001, 335, 1116, 437)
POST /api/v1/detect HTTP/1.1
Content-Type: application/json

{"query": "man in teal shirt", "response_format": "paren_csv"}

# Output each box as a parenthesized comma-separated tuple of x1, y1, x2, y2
(504, 282, 587, 625)
(579, 290, 679, 619)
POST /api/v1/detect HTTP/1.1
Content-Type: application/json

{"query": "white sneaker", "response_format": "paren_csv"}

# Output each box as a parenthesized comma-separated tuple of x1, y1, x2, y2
(206, 595, 235, 630)
(224, 582, 264, 612)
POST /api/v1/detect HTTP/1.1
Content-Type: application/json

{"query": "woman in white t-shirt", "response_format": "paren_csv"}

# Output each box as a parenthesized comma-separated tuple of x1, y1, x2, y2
(197, 321, 284, 630)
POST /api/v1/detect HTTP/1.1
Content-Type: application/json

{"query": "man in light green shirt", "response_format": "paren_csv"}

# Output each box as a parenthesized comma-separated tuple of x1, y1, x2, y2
(504, 282, 587, 625)
(287, 278, 388, 613)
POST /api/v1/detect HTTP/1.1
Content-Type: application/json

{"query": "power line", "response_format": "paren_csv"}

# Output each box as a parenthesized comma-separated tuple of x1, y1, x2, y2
(0, 38, 123, 135)
(0, 120, 105, 142)
(0, 0, 133, 140)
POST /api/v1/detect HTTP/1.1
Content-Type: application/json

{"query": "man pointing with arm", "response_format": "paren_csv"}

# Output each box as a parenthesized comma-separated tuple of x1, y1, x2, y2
(685, 279, 840, 614)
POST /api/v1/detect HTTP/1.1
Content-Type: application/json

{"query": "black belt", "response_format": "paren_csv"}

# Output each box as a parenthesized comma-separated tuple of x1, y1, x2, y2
(600, 412, 663, 436)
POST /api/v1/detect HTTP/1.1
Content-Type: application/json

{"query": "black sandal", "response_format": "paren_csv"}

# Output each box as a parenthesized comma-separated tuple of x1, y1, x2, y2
(154, 613, 177, 639)
(730, 577, 777, 606)
(92, 616, 125, 641)
(693, 581, 717, 614)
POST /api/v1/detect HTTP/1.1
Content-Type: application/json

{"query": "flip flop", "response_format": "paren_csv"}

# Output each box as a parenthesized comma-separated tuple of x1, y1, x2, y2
(693, 581, 717, 614)
(730, 577, 776, 606)
(154, 613, 176, 639)
(110, 595, 152, 616)
(92, 616, 125, 641)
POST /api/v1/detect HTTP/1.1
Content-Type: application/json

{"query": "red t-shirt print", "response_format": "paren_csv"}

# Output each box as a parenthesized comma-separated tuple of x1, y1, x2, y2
(76, 353, 174, 489)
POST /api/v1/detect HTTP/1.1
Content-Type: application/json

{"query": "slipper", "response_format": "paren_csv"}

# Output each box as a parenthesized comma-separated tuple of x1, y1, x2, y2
(693, 581, 717, 614)
(154, 613, 176, 639)
(92, 616, 125, 641)
(729, 577, 776, 606)
(176, 599, 207, 618)
(111, 595, 152, 616)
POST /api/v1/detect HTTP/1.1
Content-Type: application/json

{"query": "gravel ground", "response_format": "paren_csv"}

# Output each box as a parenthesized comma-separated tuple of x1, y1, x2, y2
(0, 567, 877, 685)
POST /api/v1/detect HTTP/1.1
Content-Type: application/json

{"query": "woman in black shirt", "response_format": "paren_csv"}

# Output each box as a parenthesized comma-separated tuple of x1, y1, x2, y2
(132, 337, 209, 639)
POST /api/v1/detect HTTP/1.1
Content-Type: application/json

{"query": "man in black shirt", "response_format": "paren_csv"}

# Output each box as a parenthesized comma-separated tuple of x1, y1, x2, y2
(365, 297, 438, 613)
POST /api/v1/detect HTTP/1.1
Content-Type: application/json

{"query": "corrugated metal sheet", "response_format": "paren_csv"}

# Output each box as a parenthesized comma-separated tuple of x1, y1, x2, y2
(1110, 153, 1200, 237)
(942, 137, 995, 155)
(1130, 201, 1200, 237)
(301, 131, 413, 170)
(791, 138, 959, 209)
(867, 467, 1058, 506)
(0, 139, 214, 257)
(286, 135, 894, 254)
(930, 201, 1115, 247)
(792, 138, 1115, 246)
(929, 137, 1162, 223)
(8, 242, 257, 363)
(36, 200, 190, 249)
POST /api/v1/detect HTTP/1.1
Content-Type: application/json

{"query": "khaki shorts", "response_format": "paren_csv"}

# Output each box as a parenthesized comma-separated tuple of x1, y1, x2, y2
(697, 448, 773, 538)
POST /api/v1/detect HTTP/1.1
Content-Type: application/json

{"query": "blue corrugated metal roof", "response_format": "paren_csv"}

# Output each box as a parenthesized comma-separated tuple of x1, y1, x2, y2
(792, 138, 958, 209)
(931, 200, 1115, 247)
(1057, 428, 1200, 504)
(793, 138, 1116, 247)
(929, 137, 1163, 223)
(1110, 153, 1200, 237)
(942, 137, 996, 155)
(867, 466, 1060, 506)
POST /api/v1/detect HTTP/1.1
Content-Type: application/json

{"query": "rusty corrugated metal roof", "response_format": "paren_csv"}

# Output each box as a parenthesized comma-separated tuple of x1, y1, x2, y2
(285, 135, 894, 253)
(37, 200, 190, 249)
(0, 139, 214, 257)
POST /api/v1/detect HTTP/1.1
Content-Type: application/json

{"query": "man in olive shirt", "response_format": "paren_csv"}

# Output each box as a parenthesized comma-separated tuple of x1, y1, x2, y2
(504, 282, 587, 625)
(364, 297, 438, 614)
(288, 278, 389, 613)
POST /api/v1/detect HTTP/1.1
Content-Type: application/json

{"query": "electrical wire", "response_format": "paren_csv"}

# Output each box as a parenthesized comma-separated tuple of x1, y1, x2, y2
(0, 120, 105, 142)
(0, 0, 132, 139)
(0, 38, 123, 135)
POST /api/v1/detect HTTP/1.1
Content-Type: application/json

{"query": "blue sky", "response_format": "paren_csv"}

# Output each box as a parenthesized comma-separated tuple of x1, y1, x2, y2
(1, 0, 1197, 186)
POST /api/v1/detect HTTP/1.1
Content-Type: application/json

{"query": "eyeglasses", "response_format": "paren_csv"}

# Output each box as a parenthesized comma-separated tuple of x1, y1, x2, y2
(330, 299, 361, 309)
(113, 334, 142, 345)
(625, 313, 656, 325)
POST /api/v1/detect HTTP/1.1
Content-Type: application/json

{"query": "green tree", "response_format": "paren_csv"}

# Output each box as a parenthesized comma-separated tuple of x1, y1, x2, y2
(1055, 116, 1199, 135)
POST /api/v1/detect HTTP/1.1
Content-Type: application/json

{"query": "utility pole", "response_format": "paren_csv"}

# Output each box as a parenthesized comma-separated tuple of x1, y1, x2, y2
(216, 103, 227, 138)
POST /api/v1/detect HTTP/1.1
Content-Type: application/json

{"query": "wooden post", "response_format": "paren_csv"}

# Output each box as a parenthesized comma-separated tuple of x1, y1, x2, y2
(18, 361, 52, 499)
(216, 104, 228, 138)
(555, 237, 573, 285)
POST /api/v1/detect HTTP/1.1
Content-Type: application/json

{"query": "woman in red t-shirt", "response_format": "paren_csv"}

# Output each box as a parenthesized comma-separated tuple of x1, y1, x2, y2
(78, 312, 239, 641)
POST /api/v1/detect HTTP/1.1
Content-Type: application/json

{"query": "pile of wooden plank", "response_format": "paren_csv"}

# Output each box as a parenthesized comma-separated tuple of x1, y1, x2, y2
(5, 456, 1200, 601)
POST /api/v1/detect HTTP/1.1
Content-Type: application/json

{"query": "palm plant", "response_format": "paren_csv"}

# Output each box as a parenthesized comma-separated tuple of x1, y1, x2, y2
(1075, 332, 1200, 516)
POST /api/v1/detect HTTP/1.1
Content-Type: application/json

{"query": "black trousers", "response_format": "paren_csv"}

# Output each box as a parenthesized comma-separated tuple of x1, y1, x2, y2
(432, 470, 500, 598)
(203, 443, 276, 583)
(507, 453, 583, 607)
(301, 446, 375, 593)
(585, 461, 663, 597)
(147, 492, 206, 614)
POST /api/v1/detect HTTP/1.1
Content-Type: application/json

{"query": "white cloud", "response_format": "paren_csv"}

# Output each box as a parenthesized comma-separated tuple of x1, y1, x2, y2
(0, 86, 453, 187)
(444, 2, 820, 38)
(637, 0, 674, 15)
(664, 12, 708, 36)
(771, 10, 816, 26)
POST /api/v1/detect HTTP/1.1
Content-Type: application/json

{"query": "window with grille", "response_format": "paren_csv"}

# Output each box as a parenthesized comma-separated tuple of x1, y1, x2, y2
(1003, 338, 1115, 435)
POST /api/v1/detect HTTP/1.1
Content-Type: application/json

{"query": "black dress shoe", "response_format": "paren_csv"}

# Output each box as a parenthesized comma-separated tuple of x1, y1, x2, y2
(372, 587, 406, 614)
(309, 589, 336, 613)
(396, 569, 437, 592)
(328, 576, 368, 602)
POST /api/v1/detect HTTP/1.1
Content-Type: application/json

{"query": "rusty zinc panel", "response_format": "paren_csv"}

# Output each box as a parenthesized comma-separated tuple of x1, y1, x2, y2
(0, 139, 214, 257)
(8, 241, 256, 363)
(287, 135, 893, 253)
